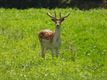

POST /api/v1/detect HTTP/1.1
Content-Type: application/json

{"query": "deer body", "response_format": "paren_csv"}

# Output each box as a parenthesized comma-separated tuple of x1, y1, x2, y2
(38, 11, 70, 58)
(39, 28, 60, 57)
(39, 29, 60, 48)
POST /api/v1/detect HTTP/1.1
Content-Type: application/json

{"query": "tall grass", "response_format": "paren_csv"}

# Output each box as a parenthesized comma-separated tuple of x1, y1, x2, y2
(0, 8, 107, 80)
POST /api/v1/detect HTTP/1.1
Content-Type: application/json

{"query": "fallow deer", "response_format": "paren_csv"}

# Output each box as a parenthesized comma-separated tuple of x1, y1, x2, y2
(38, 11, 70, 58)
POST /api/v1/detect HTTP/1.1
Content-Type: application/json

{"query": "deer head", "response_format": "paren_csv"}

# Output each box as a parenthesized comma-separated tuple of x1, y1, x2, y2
(47, 11, 70, 26)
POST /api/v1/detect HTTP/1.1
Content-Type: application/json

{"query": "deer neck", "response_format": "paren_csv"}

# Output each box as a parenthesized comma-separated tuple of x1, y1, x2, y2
(53, 25, 61, 42)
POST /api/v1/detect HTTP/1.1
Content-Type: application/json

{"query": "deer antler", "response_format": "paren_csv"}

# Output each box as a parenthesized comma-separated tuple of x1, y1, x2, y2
(60, 12, 61, 18)
(61, 13, 70, 19)
(54, 11, 56, 18)
(47, 12, 56, 19)
(47, 11, 70, 20)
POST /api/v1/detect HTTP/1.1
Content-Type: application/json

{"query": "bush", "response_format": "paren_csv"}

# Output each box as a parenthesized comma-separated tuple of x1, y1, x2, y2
(0, 0, 106, 9)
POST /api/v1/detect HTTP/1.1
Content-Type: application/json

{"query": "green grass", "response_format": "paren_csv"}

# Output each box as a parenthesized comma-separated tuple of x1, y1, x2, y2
(0, 8, 107, 80)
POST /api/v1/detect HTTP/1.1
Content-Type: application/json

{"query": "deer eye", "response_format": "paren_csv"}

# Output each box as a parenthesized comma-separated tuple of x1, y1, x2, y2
(51, 18, 56, 22)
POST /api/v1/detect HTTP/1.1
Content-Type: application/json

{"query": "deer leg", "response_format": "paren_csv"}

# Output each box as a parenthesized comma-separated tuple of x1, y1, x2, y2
(55, 48, 59, 57)
(41, 47, 46, 58)
(51, 48, 55, 57)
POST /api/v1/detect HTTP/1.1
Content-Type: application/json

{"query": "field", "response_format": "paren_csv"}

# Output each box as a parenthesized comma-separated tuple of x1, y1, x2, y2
(0, 8, 107, 80)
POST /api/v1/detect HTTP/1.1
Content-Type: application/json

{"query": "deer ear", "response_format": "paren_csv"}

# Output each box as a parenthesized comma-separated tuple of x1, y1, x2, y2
(51, 18, 56, 22)
(61, 18, 64, 22)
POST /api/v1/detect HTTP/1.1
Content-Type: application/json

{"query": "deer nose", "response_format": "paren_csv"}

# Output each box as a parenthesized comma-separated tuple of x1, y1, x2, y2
(56, 22, 60, 26)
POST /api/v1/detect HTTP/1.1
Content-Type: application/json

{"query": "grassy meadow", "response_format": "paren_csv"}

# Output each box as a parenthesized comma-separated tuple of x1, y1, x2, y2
(0, 8, 107, 80)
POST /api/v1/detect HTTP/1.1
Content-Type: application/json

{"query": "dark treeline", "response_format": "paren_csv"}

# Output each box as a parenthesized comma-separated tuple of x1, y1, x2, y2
(0, 0, 107, 9)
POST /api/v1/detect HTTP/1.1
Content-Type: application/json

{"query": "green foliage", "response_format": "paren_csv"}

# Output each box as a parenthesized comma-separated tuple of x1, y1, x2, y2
(0, 0, 106, 9)
(0, 8, 107, 80)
